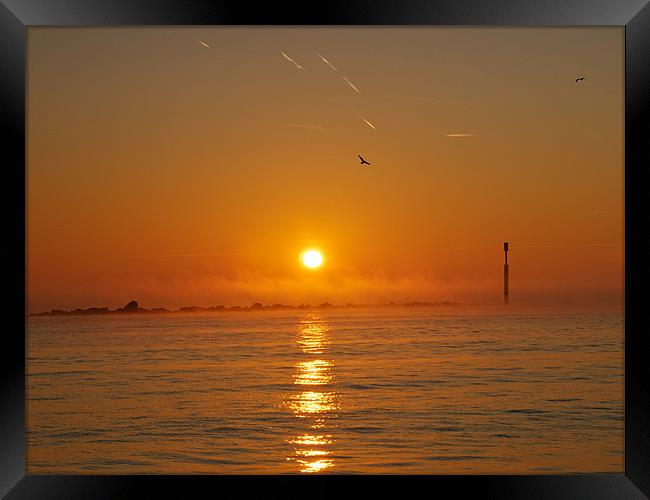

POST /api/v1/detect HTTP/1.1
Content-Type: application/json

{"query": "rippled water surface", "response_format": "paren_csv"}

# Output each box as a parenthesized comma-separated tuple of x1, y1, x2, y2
(27, 309, 623, 473)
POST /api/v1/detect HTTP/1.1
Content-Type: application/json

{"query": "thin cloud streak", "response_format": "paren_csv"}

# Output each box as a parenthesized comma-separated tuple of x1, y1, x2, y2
(282, 51, 304, 70)
(389, 94, 459, 105)
(107, 252, 253, 260)
(281, 123, 327, 132)
(391, 242, 623, 253)
(515, 242, 622, 249)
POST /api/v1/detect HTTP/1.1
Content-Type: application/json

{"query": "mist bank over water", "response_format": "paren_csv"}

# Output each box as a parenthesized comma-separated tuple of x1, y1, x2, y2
(29, 299, 622, 317)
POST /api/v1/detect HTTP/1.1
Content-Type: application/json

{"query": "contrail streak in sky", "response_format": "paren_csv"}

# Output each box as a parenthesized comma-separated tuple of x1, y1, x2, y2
(341, 75, 360, 93)
(282, 51, 304, 70)
(317, 52, 360, 93)
(362, 117, 376, 130)
(199, 40, 210, 48)
(317, 53, 336, 71)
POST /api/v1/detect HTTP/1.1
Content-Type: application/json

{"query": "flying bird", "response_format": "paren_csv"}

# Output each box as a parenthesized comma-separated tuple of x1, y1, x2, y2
(575, 76, 585, 82)
(199, 40, 210, 49)
(358, 154, 371, 166)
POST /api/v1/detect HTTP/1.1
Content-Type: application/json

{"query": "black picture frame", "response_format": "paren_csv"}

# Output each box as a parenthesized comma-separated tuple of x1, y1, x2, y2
(1, 1, 648, 498)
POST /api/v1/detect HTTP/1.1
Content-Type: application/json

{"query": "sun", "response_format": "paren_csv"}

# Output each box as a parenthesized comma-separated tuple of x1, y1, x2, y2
(301, 250, 323, 269)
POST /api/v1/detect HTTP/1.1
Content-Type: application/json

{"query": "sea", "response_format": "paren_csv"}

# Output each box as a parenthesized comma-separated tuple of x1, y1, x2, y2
(27, 307, 624, 474)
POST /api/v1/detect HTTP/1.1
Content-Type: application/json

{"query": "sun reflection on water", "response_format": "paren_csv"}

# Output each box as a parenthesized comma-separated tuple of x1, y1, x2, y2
(293, 360, 333, 385)
(297, 317, 330, 354)
(289, 434, 333, 446)
(284, 314, 339, 473)
(287, 390, 337, 415)
(296, 458, 334, 473)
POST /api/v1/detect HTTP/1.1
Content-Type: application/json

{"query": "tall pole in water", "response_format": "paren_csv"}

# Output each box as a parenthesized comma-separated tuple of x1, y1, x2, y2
(504, 242, 509, 305)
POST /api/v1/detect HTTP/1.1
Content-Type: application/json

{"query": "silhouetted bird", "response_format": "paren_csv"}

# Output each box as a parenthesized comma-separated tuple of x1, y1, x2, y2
(358, 154, 371, 166)
(575, 77, 585, 82)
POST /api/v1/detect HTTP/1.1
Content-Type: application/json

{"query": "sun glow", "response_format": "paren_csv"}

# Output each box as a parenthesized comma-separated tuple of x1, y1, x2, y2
(301, 250, 323, 269)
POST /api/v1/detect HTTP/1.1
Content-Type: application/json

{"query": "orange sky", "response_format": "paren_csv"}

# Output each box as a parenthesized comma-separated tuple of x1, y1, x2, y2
(27, 27, 623, 312)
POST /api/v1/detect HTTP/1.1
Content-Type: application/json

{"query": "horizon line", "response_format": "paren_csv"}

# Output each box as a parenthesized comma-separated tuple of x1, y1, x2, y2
(29, 299, 468, 316)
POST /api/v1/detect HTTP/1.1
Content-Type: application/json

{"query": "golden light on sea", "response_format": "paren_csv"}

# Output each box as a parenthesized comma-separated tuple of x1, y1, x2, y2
(287, 391, 338, 415)
(297, 458, 334, 473)
(297, 317, 330, 354)
(288, 434, 335, 473)
(284, 314, 338, 473)
(293, 360, 333, 385)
